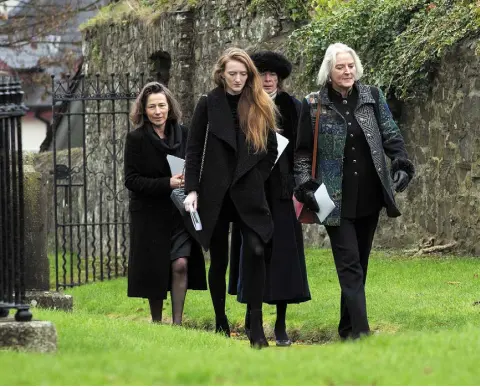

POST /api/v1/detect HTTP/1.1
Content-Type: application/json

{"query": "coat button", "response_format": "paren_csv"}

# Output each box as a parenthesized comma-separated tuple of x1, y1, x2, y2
(352, 147, 355, 151)
(353, 159, 357, 163)
(378, 167, 382, 171)
(346, 111, 350, 115)
(373, 150, 377, 154)
(348, 122, 352, 126)
(354, 172, 358, 176)
(350, 133, 354, 137)
(342, 100, 347, 104)
(367, 134, 372, 138)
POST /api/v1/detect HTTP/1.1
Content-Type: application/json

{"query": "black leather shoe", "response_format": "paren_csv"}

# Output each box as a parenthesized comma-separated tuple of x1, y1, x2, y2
(275, 339, 292, 347)
(215, 316, 231, 337)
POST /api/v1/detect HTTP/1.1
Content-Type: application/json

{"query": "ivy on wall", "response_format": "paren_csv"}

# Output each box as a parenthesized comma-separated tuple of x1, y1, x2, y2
(287, 0, 480, 100)
(248, 0, 350, 21)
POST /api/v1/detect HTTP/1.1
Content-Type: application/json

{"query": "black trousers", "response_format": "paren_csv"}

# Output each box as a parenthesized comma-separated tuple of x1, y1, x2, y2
(325, 211, 380, 339)
(209, 196, 266, 310)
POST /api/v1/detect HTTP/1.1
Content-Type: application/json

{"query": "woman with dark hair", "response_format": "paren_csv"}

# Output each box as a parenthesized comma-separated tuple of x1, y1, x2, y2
(124, 82, 207, 325)
(183, 47, 278, 348)
(294, 43, 414, 340)
(229, 51, 311, 347)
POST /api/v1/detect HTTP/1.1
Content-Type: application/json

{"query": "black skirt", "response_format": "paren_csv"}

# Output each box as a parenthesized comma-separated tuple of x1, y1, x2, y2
(228, 197, 311, 304)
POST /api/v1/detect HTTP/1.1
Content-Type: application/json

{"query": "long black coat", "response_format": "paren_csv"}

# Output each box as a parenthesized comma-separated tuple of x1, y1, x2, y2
(124, 124, 207, 300)
(184, 87, 278, 250)
(228, 91, 311, 304)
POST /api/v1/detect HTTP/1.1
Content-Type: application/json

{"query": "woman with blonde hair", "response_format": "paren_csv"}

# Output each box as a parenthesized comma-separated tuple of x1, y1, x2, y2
(124, 82, 207, 325)
(184, 47, 278, 348)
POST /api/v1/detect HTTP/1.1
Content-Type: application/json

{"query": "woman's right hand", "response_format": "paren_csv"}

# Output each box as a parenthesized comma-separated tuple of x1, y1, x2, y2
(184, 191, 198, 213)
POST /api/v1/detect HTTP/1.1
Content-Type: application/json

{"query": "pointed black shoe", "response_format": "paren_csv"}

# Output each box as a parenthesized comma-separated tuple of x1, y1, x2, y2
(274, 328, 292, 347)
(249, 309, 269, 349)
(275, 338, 292, 347)
(215, 315, 231, 337)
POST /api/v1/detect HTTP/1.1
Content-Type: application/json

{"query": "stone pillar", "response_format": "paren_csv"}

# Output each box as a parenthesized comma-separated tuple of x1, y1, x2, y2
(23, 163, 49, 291)
(22, 159, 73, 311)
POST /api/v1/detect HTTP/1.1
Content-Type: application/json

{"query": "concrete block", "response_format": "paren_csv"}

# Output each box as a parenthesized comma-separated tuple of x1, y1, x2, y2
(0, 319, 57, 352)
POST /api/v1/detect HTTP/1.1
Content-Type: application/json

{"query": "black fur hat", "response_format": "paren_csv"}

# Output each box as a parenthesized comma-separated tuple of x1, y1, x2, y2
(250, 51, 293, 80)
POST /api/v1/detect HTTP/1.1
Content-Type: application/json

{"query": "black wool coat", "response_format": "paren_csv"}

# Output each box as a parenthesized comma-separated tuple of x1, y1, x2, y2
(124, 123, 207, 300)
(184, 87, 278, 250)
(228, 91, 311, 304)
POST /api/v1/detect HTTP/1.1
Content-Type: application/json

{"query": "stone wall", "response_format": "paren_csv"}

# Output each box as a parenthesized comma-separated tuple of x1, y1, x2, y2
(77, 4, 480, 255)
(82, 0, 297, 122)
(373, 40, 480, 254)
(83, 11, 195, 121)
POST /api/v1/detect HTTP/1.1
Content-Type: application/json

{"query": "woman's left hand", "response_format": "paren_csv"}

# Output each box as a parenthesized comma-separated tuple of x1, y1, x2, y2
(170, 173, 184, 189)
(392, 170, 409, 192)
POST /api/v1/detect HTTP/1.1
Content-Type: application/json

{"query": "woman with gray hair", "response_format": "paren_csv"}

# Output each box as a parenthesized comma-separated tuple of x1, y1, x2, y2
(124, 82, 207, 325)
(294, 43, 414, 340)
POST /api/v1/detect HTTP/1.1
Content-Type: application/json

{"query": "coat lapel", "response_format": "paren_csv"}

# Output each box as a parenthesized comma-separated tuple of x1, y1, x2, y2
(207, 87, 237, 152)
(233, 133, 260, 184)
(354, 83, 380, 140)
(355, 83, 376, 111)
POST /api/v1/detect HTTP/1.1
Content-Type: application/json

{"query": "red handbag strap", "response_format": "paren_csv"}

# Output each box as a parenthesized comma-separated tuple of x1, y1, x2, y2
(311, 97, 321, 178)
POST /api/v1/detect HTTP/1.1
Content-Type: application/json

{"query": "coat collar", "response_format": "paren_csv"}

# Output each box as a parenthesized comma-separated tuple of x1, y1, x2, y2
(319, 81, 375, 109)
(206, 87, 237, 151)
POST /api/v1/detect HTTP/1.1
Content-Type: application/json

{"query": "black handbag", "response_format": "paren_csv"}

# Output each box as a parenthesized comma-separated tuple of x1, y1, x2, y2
(170, 123, 209, 215)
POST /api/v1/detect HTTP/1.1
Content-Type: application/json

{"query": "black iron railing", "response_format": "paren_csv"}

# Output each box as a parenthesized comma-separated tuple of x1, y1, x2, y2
(0, 75, 32, 321)
(51, 72, 148, 289)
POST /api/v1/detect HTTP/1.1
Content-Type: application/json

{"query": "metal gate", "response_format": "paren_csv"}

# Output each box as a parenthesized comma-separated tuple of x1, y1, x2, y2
(51, 72, 146, 290)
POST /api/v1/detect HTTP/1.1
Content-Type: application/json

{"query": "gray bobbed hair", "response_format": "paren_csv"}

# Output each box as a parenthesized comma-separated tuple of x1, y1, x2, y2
(317, 43, 364, 86)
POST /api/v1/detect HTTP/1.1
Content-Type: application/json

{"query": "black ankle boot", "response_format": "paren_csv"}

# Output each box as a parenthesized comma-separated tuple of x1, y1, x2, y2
(249, 309, 268, 349)
(215, 315, 231, 337)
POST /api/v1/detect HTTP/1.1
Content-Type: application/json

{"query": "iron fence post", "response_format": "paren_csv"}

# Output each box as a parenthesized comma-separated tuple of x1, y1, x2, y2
(0, 74, 32, 322)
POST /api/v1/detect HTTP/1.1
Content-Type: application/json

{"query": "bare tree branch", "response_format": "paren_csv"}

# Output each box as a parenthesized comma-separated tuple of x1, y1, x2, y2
(0, 0, 104, 48)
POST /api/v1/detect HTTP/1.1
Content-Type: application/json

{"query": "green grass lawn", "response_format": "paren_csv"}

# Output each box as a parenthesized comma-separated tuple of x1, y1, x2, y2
(1, 249, 480, 385)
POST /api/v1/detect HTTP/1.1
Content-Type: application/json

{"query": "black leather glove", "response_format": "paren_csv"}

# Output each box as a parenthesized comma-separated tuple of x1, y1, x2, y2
(392, 170, 409, 192)
(294, 179, 319, 201)
(304, 190, 320, 212)
(293, 179, 320, 212)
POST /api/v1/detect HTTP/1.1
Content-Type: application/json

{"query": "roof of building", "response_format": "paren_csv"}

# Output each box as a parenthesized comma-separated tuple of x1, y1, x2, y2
(0, 0, 104, 107)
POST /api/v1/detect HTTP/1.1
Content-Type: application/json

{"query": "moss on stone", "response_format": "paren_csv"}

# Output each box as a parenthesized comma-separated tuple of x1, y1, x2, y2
(80, 0, 199, 31)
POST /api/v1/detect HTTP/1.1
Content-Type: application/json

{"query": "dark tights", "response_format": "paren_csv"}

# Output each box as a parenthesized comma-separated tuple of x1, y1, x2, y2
(148, 257, 188, 325)
(209, 201, 267, 344)
(209, 220, 266, 314)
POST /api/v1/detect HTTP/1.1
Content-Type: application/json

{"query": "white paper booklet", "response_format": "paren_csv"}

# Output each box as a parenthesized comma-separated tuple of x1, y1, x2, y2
(166, 155, 185, 175)
(314, 183, 336, 223)
(190, 210, 203, 231)
(274, 133, 289, 167)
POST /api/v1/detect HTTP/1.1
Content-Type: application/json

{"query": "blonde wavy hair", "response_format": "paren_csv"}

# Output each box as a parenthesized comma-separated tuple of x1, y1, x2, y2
(130, 82, 182, 129)
(213, 47, 278, 153)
